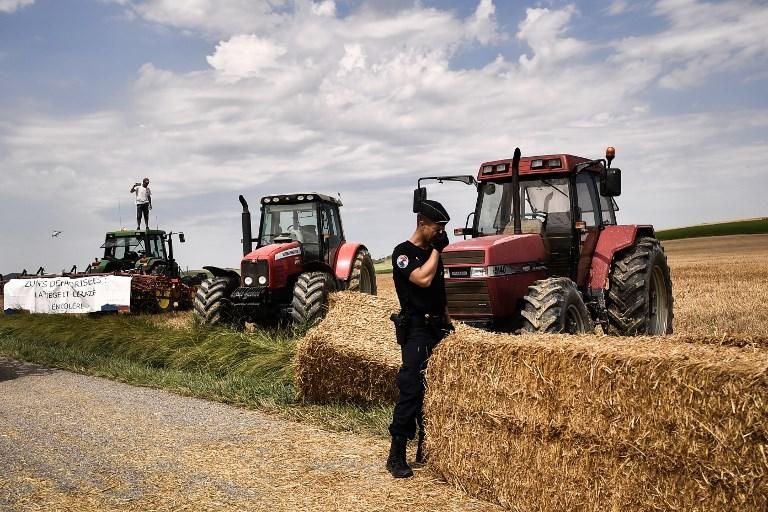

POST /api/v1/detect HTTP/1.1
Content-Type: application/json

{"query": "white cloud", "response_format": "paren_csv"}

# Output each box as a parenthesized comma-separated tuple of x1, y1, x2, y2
(615, 0, 768, 89)
(466, 0, 500, 45)
(206, 35, 287, 83)
(311, 0, 335, 17)
(517, 5, 590, 69)
(1, 0, 767, 272)
(0, 0, 33, 13)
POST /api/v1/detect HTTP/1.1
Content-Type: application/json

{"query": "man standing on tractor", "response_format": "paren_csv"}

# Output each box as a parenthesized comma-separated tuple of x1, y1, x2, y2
(130, 178, 152, 230)
(386, 199, 453, 478)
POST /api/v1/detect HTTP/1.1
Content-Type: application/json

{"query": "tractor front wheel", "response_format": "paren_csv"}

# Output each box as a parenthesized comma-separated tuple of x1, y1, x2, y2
(193, 277, 238, 326)
(520, 277, 594, 334)
(347, 249, 377, 295)
(291, 271, 336, 325)
(606, 236, 673, 335)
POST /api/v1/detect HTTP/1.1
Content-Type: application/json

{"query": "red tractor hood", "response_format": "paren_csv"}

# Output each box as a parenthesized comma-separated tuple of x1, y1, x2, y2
(443, 234, 546, 266)
(243, 241, 301, 262)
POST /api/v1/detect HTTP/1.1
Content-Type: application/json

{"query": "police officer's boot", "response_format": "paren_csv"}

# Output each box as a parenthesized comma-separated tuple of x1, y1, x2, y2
(415, 429, 426, 465)
(386, 435, 413, 478)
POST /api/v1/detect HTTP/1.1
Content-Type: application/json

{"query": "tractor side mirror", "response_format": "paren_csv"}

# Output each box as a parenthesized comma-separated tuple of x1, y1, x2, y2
(413, 187, 427, 213)
(178, 232, 186, 243)
(600, 167, 621, 196)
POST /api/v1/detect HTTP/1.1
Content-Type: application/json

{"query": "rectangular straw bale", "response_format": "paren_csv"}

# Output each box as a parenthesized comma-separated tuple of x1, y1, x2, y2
(294, 292, 402, 404)
(425, 331, 768, 511)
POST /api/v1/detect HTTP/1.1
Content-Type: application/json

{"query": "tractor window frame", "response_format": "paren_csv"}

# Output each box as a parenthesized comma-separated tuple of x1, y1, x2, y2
(574, 173, 601, 228)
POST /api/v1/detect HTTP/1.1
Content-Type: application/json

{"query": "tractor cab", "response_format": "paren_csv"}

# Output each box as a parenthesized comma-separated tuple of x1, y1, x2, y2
(412, 147, 675, 337)
(466, 154, 620, 280)
(255, 193, 344, 267)
(94, 229, 185, 276)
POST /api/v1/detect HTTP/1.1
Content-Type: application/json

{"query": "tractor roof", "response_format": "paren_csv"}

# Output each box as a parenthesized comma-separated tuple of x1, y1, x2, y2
(476, 154, 600, 181)
(106, 229, 167, 238)
(259, 193, 342, 206)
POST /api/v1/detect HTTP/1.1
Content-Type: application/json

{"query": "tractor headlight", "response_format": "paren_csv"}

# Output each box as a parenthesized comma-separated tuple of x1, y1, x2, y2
(470, 267, 487, 278)
(244, 276, 254, 286)
(258, 276, 267, 285)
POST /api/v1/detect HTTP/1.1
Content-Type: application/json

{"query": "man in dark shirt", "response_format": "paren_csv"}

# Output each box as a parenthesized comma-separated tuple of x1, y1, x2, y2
(386, 199, 452, 478)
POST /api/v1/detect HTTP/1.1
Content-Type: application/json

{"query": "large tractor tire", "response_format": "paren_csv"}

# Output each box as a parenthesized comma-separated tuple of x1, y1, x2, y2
(520, 277, 594, 334)
(193, 277, 238, 326)
(291, 271, 336, 325)
(606, 236, 673, 335)
(347, 249, 377, 295)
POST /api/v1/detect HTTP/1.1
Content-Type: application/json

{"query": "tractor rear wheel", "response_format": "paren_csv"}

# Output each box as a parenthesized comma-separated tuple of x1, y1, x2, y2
(193, 277, 238, 326)
(291, 271, 336, 325)
(520, 277, 594, 334)
(347, 249, 377, 295)
(606, 236, 673, 335)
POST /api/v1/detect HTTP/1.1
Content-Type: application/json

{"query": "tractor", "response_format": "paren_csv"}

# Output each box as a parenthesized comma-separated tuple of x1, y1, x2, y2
(415, 147, 673, 335)
(90, 229, 186, 278)
(89, 228, 193, 313)
(194, 193, 377, 326)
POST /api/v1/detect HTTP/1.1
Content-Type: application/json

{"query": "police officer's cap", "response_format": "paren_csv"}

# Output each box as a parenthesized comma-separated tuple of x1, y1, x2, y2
(418, 199, 450, 225)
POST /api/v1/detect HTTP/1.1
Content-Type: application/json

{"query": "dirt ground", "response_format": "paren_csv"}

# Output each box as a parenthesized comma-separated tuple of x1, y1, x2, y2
(0, 358, 500, 512)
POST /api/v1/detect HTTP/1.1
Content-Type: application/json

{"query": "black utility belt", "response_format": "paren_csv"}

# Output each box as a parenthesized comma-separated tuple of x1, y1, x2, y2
(408, 312, 446, 327)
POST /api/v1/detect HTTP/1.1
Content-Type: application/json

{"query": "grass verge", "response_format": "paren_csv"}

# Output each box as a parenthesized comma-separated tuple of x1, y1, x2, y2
(0, 312, 391, 436)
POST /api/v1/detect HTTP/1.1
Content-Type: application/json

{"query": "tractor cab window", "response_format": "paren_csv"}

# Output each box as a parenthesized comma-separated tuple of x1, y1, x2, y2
(575, 173, 600, 227)
(600, 195, 617, 225)
(260, 203, 319, 254)
(101, 236, 165, 260)
(320, 205, 343, 264)
(475, 178, 571, 236)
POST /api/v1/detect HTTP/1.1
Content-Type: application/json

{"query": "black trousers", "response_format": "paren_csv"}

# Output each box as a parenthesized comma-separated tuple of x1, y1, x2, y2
(136, 203, 149, 228)
(388, 324, 442, 440)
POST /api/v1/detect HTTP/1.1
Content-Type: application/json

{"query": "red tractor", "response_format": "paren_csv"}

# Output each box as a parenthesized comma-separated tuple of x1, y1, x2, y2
(416, 147, 673, 335)
(194, 193, 377, 326)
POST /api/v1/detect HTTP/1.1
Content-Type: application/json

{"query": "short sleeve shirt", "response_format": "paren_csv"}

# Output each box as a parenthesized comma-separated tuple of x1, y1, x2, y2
(392, 241, 446, 315)
(135, 186, 151, 205)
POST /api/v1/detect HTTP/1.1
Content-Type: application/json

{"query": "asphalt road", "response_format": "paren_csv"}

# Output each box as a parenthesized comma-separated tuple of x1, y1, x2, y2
(0, 358, 499, 512)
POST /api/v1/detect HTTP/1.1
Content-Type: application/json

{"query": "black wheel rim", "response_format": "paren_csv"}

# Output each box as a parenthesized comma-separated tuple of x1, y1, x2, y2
(649, 266, 670, 334)
(564, 304, 586, 334)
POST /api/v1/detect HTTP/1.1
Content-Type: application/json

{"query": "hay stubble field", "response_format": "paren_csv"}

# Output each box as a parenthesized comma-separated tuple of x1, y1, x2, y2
(2, 234, 767, 511)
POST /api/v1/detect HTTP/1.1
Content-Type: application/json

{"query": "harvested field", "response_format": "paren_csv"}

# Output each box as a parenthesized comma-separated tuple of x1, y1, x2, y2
(296, 235, 768, 510)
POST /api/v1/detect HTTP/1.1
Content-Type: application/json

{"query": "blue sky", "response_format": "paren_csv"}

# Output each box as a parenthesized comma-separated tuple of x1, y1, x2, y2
(1, 0, 766, 272)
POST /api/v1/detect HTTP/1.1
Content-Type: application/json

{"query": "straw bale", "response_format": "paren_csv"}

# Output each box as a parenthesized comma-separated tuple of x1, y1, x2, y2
(294, 292, 403, 404)
(425, 331, 768, 511)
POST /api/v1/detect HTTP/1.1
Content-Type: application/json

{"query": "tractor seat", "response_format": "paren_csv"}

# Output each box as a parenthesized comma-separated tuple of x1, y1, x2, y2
(300, 225, 318, 244)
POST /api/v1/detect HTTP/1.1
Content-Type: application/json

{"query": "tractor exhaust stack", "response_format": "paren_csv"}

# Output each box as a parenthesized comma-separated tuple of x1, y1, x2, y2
(239, 195, 253, 256)
(511, 147, 522, 235)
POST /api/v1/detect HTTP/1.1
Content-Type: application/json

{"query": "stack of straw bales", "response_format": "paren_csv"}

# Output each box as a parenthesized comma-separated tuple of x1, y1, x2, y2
(425, 332, 768, 511)
(294, 292, 402, 404)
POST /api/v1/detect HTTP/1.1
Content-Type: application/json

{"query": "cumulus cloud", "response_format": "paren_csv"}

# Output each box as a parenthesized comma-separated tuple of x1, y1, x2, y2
(517, 5, 590, 69)
(0, 0, 34, 13)
(206, 35, 287, 82)
(615, 0, 768, 89)
(1, 0, 767, 271)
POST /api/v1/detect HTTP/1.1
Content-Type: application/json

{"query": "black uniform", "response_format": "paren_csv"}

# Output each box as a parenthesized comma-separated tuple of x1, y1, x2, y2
(389, 240, 447, 440)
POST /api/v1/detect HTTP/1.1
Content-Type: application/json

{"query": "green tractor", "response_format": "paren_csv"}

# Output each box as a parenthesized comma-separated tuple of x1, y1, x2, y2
(90, 229, 185, 277)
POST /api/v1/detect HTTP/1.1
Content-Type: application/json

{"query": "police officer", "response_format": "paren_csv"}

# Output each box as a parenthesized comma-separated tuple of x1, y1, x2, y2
(386, 199, 453, 478)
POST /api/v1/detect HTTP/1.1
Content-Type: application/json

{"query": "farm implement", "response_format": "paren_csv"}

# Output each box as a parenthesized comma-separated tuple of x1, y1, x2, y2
(415, 146, 673, 335)
(2, 229, 195, 314)
(194, 193, 377, 327)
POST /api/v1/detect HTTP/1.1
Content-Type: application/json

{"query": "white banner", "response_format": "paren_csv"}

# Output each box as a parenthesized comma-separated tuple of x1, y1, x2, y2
(3, 276, 132, 314)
